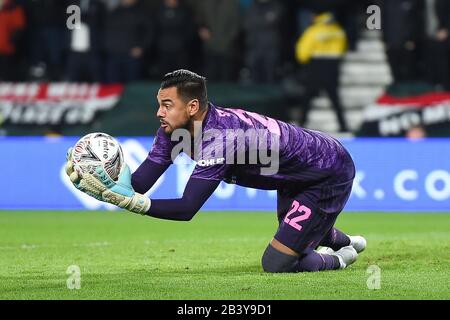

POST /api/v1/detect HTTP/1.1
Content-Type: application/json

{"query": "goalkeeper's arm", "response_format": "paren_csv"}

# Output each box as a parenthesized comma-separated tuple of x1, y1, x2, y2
(131, 158, 169, 194)
(78, 159, 220, 219)
(146, 178, 220, 221)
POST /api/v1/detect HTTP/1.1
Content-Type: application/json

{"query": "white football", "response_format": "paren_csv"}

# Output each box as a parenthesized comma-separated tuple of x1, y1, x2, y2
(72, 132, 124, 181)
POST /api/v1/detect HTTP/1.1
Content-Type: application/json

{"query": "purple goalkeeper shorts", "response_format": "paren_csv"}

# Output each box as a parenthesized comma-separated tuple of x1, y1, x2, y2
(273, 180, 353, 254)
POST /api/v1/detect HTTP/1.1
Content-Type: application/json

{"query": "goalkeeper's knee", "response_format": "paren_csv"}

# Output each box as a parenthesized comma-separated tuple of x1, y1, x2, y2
(261, 244, 298, 273)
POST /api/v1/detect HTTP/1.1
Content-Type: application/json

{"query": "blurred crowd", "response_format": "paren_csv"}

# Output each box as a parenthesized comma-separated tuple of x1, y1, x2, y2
(0, 0, 369, 84)
(1, 0, 449, 89)
(381, 0, 450, 91)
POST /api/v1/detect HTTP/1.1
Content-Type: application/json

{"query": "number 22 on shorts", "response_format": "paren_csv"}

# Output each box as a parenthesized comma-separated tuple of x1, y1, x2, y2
(284, 200, 311, 231)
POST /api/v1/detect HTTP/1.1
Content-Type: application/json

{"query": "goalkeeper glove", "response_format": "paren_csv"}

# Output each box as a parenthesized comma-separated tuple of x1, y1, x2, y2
(65, 148, 103, 201)
(81, 164, 151, 215)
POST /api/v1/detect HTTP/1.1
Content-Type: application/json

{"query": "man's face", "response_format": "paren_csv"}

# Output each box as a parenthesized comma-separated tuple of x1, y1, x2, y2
(156, 87, 191, 135)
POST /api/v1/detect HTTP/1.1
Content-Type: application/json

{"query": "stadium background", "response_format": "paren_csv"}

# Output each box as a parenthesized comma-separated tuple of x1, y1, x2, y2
(0, 0, 449, 300)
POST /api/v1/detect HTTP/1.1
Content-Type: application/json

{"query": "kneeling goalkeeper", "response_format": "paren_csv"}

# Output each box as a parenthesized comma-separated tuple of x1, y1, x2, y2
(66, 69, 366, 273)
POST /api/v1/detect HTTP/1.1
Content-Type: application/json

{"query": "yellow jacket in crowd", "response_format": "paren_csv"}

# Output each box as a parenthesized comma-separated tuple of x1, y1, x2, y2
(296, 12, 347, 64)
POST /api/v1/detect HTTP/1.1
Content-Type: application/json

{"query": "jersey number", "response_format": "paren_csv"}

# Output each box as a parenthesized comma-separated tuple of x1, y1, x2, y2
(284, 200, 312, 231)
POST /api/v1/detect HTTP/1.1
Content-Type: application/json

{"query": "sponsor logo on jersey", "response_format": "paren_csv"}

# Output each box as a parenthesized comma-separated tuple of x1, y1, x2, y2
(197, 158, 225, 167)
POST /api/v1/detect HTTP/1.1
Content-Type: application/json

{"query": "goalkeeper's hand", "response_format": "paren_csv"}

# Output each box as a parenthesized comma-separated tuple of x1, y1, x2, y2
(65, 148, 150, 214)
(65, 148, 103, 201)
(80, 164, 151, 215)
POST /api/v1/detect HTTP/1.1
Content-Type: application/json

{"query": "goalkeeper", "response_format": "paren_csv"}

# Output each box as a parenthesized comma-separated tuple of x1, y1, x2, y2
(66, 69, 366, 273)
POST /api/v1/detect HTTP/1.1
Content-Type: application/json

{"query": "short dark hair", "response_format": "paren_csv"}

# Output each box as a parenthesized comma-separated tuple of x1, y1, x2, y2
(161, 69, 208, 109)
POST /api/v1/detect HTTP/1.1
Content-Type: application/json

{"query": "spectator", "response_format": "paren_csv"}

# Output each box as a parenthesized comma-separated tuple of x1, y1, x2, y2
(104, 0, 153, 83)
(154, 0, 196, 75)
(333, 0, 362, 52)
(297, 0, 360, 51)
(0, 0, 26, 81)
(244, 0, 284, 83)
(194, 0, 241, 81)
(422, 0, 450, 90)
(381, 0, 423, 84)
(65, 0, 106, 82)
(24, 0, 69, 80)
(295, 12, 348, 132)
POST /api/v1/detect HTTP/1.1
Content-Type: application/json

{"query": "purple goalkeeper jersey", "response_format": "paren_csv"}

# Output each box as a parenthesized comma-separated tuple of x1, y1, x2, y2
(147, 103, 355, 190)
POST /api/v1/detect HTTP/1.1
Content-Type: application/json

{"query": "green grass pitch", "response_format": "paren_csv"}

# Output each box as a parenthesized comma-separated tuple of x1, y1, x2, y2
(0, 211, 449, 300)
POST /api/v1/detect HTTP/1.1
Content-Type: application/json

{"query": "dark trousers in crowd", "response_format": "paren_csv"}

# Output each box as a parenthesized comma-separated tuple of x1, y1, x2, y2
(423, 39, 450, 89)
(387, 47, 419, 83)
(157, 51, 189, 76)
(204, 52, 234, 82)
(105, 54, 141, 83)
(0, 55, 15, 81)
(28, 27, 67, 80)
(247, 48, 279, 83)
(299, 58, 348, 132)
(65, 52, 102, 82)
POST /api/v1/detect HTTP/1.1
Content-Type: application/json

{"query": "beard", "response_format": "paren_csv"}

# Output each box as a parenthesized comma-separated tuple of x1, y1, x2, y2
(160, 118, 191, 137)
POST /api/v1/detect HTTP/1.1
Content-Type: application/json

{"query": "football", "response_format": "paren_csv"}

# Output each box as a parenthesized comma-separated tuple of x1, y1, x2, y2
(71, 132, 124, 181)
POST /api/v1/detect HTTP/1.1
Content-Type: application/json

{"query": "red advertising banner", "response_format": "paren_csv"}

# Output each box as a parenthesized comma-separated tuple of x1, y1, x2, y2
(0, 83, 124, 125)
(359, 91, 450, 137)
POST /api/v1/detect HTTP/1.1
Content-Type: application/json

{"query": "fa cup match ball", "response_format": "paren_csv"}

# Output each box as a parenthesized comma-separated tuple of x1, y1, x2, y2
(72, 132, 124, 181)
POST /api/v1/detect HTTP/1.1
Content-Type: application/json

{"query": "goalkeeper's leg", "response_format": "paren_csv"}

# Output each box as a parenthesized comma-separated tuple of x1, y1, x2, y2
(318, 230, 367, 254)
(262, 196, 344, 272)
(319, 227, 351, 251)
